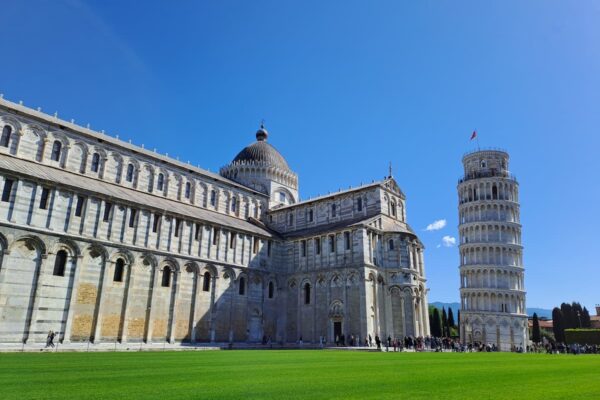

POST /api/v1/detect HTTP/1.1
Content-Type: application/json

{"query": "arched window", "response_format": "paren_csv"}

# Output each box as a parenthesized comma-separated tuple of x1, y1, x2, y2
(126, 163, 134, 182)
(481, 160, 487, 168)
(357, 197, 363, 212)
(147, 174, 154, 192)
(203, 272, 211, 292)
(391, 202, 397, 217)
(492, 185, 498, 200)
(161, 267, 171, 287)
(157, 173, 164, 191)
(51, 140, 62, 161)
(331, 204, 337, 217)
(231, 197, 237, 212)
(268, 281, 274, 299)
(53, 250, 68, 276)
(388, 239, 394, 250)
(185, 182, 191, 199)
(90, 153, 100, 172)
(238, 277, 246, 295)
(304, 283, 311, 304)
(113, 258, 125, 282)
(0, 126, 12, 147)
(210, 190, 216, 206)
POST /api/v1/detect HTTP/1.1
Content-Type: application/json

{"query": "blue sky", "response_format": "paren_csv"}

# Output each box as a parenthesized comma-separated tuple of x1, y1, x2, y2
(1, 1, 599, 311)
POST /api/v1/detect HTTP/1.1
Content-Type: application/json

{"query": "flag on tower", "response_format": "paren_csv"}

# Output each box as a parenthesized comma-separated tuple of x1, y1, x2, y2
(470, 130, 477, 140)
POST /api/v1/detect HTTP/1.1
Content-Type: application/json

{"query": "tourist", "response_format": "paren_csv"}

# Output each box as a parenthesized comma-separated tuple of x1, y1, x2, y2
(46, 330, 55, 348)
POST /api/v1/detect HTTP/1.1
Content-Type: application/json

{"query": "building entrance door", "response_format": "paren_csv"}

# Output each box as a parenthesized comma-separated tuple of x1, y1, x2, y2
(333, 321, 342, 342)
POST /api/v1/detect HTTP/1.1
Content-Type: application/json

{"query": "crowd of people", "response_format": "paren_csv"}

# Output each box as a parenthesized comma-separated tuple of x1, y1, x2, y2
(317, 334, 529, 352)
(528, 342, 600, 354)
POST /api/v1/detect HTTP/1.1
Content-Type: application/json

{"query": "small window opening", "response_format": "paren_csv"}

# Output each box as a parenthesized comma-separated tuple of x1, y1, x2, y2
(239, 277, 246, 295)
(39, 188, 50, 210)
(51, 140, 62, 161)
(304, 283, 311, 304)
(126, 164, 134, 182)
(1, 179, 14, 202)
(161, 267, 171, 287)
(174, 219, 181, 237)
(91, 153, 100, 172)
(53, 250, 67, 276)
(152, 213, 160, 233)
(103, 202, 112, 222)
(0, 126, 11, 147)
(75, 195, 85, 217)
(129, 209, 136, 228)
(113, 258, 125, 282)
(268, 281, 274, 299)
(202, 272, 211, 292)
(212, 227, 220, 245)
(157, 173, 164, 191)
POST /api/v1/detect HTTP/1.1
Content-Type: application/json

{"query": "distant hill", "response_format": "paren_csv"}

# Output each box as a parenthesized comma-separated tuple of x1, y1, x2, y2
(430, 301, 553, 319)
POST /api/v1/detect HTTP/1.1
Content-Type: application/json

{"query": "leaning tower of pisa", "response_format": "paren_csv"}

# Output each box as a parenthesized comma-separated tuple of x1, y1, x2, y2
(457, 149, 527, 351)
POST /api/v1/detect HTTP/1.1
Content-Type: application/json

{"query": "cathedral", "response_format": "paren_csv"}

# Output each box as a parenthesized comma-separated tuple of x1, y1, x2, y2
(0, 97, 429, 345)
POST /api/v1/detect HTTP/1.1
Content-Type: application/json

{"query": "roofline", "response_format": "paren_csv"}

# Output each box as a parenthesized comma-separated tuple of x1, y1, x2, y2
(270, 181, 382, 211)
(269, 177, 404, 212)
(0, 96, 268, 198)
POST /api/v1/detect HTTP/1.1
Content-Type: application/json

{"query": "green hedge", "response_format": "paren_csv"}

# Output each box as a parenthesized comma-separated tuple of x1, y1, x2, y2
(564, 329, 600, 345)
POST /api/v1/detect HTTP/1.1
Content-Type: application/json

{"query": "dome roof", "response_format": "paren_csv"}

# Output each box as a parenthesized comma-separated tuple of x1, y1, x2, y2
(231, 125, 291, 172)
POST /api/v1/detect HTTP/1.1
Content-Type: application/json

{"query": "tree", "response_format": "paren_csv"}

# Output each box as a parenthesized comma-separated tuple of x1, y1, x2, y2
(552, 307, 565, 343)
(572, 302, 584, 328)
(561, 303, 575, 329)
(448, 308, 455, 329)
(531, 313, 541, 343)
(582, 307, 591, 328)
(442, 308, 448, 337)
(431, 308, 442, 337)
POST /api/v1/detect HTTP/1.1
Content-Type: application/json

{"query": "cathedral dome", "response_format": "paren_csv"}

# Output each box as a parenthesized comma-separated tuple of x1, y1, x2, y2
(231, 125, 291, 172)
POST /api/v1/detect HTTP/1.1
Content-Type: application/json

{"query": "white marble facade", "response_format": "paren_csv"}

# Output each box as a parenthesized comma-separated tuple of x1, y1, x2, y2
(458, 150, 528, 350)
(0, 97, 429, 345)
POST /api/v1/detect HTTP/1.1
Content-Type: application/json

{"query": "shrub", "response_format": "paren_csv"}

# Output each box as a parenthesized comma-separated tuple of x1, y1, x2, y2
(564, 329, 600, 345)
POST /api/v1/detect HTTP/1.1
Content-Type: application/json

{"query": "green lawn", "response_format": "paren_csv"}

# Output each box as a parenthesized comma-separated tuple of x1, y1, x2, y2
(1, 350, 599, 399)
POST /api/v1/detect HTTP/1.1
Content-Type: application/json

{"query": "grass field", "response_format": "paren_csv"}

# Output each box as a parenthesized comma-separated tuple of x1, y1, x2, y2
(1, 350, 599, 399)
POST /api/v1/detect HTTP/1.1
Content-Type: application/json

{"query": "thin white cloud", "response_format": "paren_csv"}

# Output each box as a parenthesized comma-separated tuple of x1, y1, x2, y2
(426, 219, 447, 231)
(442, 236, 456, 247)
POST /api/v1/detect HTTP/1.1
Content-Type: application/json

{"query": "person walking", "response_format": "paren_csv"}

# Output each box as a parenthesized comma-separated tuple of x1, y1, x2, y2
(48, 331, 55, 348)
